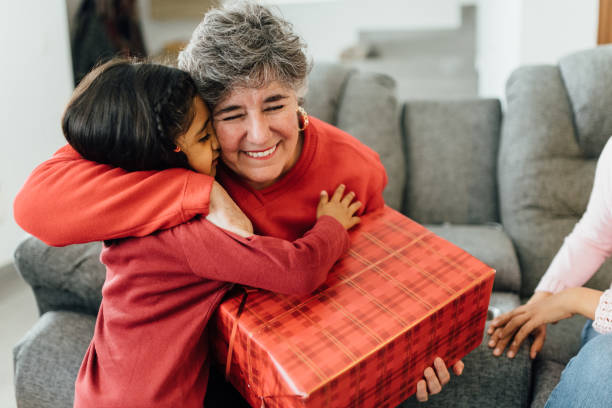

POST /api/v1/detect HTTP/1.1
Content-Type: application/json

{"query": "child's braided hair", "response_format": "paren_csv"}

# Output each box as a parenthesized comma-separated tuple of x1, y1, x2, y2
(62, 58, 200, 172)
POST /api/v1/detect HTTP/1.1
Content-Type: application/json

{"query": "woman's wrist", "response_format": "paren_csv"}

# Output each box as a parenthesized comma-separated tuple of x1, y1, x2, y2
(528, 291, 553, 305)
(561, 287, 602, 320)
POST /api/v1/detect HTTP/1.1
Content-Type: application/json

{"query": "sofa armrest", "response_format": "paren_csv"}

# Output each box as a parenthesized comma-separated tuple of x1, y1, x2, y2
(14, 311, 96, 408)
(14, 237, 104, 316)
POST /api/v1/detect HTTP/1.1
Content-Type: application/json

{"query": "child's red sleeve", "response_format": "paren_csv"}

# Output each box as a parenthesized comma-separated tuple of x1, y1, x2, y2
(13, 145, 213, 246)
(179, 216, 350, 295)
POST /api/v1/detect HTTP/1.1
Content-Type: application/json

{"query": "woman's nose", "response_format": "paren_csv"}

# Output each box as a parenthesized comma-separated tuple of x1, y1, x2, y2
(246, 113, 269, 145)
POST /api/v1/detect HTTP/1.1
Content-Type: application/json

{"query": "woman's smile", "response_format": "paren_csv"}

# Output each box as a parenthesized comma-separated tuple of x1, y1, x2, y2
(243, 143, 278, 160)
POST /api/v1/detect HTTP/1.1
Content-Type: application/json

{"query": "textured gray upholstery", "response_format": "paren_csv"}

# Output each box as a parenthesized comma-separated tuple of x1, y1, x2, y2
(427, 224, 521, 293)
(14, 237, 104, 315)
(336, 70, 405, 211)
(530, 359, 564, 408)
(13, 311, 95, 408)
(402, 99, 501, 224)
(306, 63, 406, 210)
(558, 46, 612, 158)
(500, 47, 612, 297)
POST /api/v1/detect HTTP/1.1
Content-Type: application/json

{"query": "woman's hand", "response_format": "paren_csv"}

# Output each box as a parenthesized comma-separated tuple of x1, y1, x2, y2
(316, 184, 362, 230)
(488, 288, 603, 359)
(206, 181, 254, 237)
(487, 292, 553, 359)
(415, 358, 464, 402)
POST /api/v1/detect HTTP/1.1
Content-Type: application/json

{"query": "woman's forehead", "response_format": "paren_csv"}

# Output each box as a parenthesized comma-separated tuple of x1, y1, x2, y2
(216, 81, 296, 106)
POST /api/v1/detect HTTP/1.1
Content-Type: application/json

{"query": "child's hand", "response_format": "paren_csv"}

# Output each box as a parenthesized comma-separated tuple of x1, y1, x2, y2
(316, 184, 362, 230)
(487, 291, 559, 359)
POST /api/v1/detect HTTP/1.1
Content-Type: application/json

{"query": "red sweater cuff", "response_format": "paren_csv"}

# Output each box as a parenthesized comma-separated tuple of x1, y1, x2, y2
(181, 172, 214, 221)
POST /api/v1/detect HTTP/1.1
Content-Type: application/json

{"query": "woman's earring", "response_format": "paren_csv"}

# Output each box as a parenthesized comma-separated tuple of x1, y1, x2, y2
(297, 106, 309, 131)
(174, 146, 181, 153)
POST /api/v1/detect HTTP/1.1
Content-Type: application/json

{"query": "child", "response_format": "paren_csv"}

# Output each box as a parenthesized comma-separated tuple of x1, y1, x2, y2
(63, 59, 362, 408)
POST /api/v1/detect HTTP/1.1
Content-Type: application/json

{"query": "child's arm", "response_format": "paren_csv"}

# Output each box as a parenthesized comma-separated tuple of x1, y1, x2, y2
(180, 185, 360, 295)
(14, 145, 213, 246)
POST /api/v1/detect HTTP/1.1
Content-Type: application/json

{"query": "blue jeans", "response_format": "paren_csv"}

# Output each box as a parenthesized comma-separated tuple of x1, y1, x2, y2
(545, 321, 612, 408)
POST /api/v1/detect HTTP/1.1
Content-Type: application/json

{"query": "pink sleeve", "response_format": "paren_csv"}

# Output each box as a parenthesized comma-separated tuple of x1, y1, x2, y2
(593, 288, 612, 334)
(536, 139, 612, 293)
(14, 145, 213, 246)
(178, 216, 350, 296)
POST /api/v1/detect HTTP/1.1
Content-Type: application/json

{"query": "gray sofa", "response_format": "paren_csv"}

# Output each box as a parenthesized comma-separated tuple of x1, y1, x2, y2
(13, 45, 612, 407)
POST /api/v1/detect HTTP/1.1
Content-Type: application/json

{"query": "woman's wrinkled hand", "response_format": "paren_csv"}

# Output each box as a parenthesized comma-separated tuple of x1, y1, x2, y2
(415, 358, 464, 402)
(206, 181, 254, 237)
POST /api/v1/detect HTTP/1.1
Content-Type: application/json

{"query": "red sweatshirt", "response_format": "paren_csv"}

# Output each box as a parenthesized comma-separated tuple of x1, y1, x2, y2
(74, 215, 349, 408)
(14, 117, 387, 244)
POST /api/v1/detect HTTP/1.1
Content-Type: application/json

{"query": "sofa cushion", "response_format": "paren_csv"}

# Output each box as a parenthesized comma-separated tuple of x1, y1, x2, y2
(14, 237, 104, 315)
(536, 314, 586, 366)
(530, 359, 564, 408)
(304, 63, 405, 211)
(335, 70, 405, 210)
(489, 291, 521, 314)
(402, 99, 501, 225)
(13, 311, 95, 408)
(500, 60, 612, 297)
(304, 63, 354, 125)
(426, 224, 521, 293)
(559, 45, 612, 158)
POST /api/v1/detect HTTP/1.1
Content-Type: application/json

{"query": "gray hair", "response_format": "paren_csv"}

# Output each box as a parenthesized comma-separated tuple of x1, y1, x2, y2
(178, 1, 311, 107)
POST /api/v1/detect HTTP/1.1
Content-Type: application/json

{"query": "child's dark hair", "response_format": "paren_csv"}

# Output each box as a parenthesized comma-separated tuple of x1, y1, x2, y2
(62, 59, 199, 171)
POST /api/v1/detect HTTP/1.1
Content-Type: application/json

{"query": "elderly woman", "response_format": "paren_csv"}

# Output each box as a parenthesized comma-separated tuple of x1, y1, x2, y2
(14, 1, 461, 404)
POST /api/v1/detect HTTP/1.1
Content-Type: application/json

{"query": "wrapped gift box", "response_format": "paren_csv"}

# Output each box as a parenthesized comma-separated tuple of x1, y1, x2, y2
(211, 206, 495, 408)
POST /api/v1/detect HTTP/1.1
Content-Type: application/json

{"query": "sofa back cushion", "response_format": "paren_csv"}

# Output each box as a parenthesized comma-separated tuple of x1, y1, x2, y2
(500, 45, 612, 297)
(401, 99, 501, 225)
(559, 45, 612, 158)
(305, 63, 405, 210)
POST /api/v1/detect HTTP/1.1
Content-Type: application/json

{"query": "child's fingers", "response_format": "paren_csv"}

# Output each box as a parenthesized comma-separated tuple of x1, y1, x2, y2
(331, 184, 345, 202)
(500, 313, 530, 340)
(348, 201, 362, 214)
(346, 216, 360, 229)
(491, 332, 513, 357)
(507, 321, 537, 358)
(318, 190, 329, 205)
(529, 328, 546, 359)
(340, 191, 356, 206)
(488, 327, 504, 348)
(488, 311, 514, 332)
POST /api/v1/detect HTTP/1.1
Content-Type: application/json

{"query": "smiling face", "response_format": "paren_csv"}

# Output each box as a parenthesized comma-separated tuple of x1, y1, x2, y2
(212, 81, 303, 190)
(176, 96, 220, 176)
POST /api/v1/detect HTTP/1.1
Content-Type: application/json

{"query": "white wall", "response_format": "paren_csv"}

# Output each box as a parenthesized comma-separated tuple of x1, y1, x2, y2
(137, 0, 202, 56)
(477, 0, 599, 101)
(138, 0, 462, 61)
(0, 1, 73, 265)
(519, 0, 599, 64)
(268, 0, 461, 62)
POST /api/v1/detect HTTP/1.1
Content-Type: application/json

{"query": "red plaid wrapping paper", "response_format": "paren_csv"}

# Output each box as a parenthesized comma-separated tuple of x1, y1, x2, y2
(211, 206, 495, 408)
